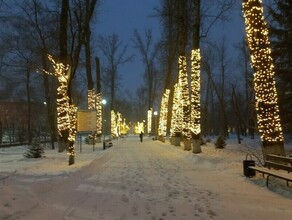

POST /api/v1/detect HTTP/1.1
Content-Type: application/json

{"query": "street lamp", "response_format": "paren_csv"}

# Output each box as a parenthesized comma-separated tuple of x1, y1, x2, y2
(102, 99, 107, 145)
(154, 111, 158, 140)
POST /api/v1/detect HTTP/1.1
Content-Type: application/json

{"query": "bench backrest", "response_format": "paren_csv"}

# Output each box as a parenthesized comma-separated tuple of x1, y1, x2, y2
(265, 161, 292, 172)
(266, 154, 292, 164)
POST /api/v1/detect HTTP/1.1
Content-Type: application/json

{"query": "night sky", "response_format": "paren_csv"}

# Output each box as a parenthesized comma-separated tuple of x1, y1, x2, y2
(95, 0, 160, 94)
(95, 0, 246, 94)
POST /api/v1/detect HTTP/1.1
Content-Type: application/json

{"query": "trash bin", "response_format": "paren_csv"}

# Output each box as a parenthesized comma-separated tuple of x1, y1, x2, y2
(243, 154, 255, 177)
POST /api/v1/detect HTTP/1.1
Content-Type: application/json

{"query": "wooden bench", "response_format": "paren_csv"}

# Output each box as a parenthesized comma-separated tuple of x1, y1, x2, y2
(248, 154, 292, 187)
(103, 139, 113, 150)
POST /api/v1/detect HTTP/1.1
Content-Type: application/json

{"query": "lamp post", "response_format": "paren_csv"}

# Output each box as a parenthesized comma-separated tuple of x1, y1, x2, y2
(154, 111, 158, 140)
(101, 99, 107, 147)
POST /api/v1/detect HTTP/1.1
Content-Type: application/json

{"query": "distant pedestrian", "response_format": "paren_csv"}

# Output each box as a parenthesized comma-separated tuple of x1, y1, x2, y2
(139, 131, 144, 142)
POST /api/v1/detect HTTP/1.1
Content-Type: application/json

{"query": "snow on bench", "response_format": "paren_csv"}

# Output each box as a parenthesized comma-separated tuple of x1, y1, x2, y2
(248, 154, 292, 187)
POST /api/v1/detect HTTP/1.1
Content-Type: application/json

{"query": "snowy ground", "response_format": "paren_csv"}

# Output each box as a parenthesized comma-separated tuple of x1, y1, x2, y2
(0, 135, 292, 219)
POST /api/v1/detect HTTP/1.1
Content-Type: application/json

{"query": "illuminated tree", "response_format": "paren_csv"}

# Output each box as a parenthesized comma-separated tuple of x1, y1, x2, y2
(147, 108, 152, 135)
(190, 49, 202, 152)
(46, 55, 77, 165)
(242, 0, 285, 156)
(88, 89, 96, 110)
(190, 0, 202, 153)
(170, 83, 183, 145)
(95, 57, 102, 138)
(96, 93, 102, 136)
(111, 110, 116, 138)
(158, 89, 170, 141)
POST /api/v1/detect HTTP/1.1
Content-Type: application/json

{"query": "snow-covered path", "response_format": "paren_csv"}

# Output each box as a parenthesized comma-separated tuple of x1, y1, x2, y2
(1, 136, 292, 219)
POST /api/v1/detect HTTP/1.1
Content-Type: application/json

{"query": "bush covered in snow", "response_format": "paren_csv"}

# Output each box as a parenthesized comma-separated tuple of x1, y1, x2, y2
(215, 136, 226, 149)
(24, 137, 44, 158)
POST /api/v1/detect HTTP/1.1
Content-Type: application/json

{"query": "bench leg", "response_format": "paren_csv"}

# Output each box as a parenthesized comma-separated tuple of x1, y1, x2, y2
(266, 175, 270, 187)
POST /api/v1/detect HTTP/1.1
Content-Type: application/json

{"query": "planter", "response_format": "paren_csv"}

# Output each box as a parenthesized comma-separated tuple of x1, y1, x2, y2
(192, 138, 201, 153)
(182, 138, 191, 151)
(172, 136, 180, 146)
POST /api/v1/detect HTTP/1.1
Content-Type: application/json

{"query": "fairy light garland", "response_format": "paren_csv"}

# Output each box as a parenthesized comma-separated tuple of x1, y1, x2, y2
(88, 89, 96, 110)
(96, 93, 102, 135)
(67, 105, 77, 157)
(179, 55, 190, 138)
(170, 83, 183, 137)
(111, 110, 117, 138)
(117, 112, 122, 137)
(242, 0, 284, 144)
(121, 118, 129, 135)
(158, 89, 170, 138)
(47, 55, 71, 137)
(147, 108, 152, 135)
(190, 49, 201, 136)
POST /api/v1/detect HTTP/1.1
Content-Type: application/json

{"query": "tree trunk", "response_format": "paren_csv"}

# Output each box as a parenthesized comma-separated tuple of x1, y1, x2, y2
(231, 85, 242, 144)
(26, 66, 32, 144)
(190, 0, 201, 153)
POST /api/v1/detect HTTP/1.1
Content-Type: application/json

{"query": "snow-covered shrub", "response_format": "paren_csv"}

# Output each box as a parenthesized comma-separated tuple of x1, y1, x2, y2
(24, 137, 44, 158)
(215, 136, 226, 149)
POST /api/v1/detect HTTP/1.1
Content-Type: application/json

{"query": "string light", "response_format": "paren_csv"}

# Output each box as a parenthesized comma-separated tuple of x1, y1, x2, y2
(111, 110, 117, 138)
(95, 93, 102, 135)
(68, 105, 77, 157)
(158, 89, 170, 138)
(190, 49, 201, 137)
(120, 118, 129, 135)
(47, 55, 71, 137)
(88, 89, 96, 110)
(46, 54, 76, 164)
(170, 83, 183, 137)
(147, 108, 152, 135)
(242, 0, 284, 145)
(117, 112, 122, 137)
(135, 121, 144, 134)
(179, 55, 190, 138)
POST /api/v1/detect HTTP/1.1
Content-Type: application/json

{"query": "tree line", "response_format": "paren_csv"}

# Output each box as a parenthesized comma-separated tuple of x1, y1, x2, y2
(0, 0, 291, 151)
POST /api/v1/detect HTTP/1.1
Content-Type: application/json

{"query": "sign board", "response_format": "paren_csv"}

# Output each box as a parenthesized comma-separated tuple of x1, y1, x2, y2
(77, 110, 96, 132)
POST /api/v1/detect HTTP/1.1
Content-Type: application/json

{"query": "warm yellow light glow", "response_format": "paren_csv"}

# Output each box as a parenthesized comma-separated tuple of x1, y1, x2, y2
(46, 55, 76, 162)
(158, 89, 170, 138)
(47, 55, 71, 137)
(243, 0, 284, 144)
(117, 112, 121, 137)
(88, 89, 96, 110)
(147, 108, 152, 134)
(96, 93, 102, 135)
(120, 118, 129, 135)
(111, 110, 117, 138)
(170, 83, 183, 137)
(190, 49, 201, 136)
(134, 121, 145, 134)
(179, 55, 190, 138)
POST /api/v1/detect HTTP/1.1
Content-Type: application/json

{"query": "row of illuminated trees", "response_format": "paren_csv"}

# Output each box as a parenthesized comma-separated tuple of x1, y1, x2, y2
(151, 0, 286, 157)
(39, 0, 286, 166)
(15, 0, 285, 165)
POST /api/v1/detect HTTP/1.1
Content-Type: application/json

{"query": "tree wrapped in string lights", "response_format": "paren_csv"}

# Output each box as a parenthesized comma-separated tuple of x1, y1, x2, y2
(111, 110, 117, 138)
(88, 89, 96, 110)
(242, 0, 285, 156)
(46, 54, 76, 165)
(190, 49, 202, 153)
(96, 93, 102, 137)
(158, 89, 170, 142)
(147, 108, 152, 135)
(170, 83, 183, 146)
(179, 55, 191, 150)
